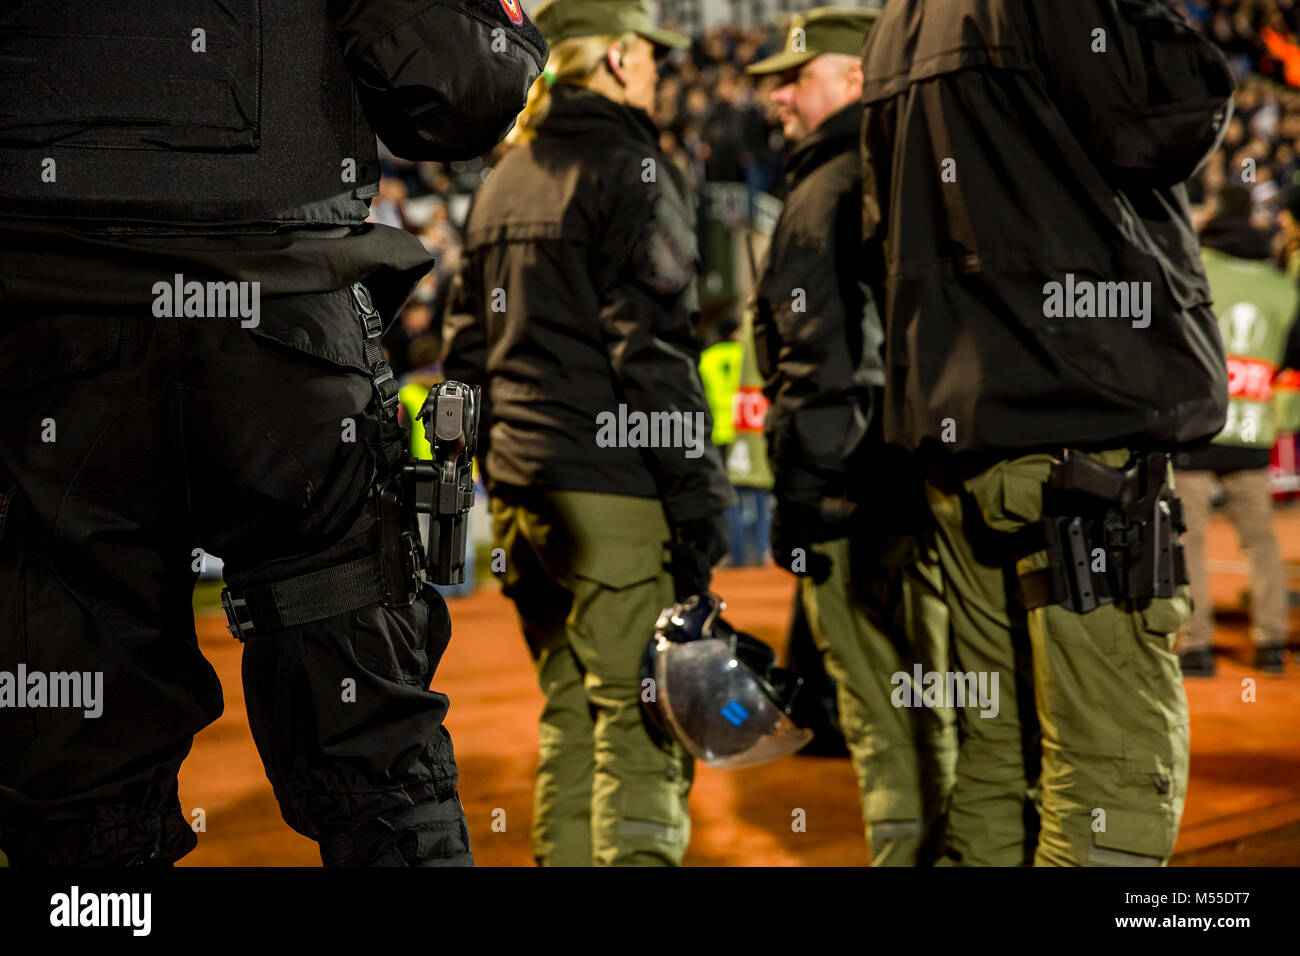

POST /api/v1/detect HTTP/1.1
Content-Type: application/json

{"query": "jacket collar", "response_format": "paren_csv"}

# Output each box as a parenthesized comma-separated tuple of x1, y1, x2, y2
(539, 85, 659, 148)
(784, 100, 862, 185)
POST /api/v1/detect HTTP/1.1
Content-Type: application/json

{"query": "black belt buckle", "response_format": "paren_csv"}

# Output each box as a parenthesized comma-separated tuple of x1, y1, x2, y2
(221, 589, 256, 641)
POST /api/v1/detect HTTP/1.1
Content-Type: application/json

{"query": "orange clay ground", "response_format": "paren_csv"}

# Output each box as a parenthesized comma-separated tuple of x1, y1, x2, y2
(178, 507, 1300, 866)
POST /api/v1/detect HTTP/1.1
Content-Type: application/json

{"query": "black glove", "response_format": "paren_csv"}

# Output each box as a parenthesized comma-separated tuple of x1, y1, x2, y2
(770, 501, 844, 585)
(667, 512, 729, 601)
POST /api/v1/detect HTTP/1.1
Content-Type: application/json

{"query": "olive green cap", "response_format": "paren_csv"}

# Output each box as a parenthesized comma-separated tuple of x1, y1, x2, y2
(532, 0, 690, 50)
(746, 6, 879, 75)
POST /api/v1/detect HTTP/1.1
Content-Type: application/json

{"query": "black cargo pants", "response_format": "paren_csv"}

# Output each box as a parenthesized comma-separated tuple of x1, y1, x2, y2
(0, 288, 471, 866)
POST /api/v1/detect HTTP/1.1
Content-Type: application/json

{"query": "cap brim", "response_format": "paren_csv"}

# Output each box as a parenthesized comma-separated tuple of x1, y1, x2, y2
(637, 27, 690, 50)
(745, 50, 816, 75)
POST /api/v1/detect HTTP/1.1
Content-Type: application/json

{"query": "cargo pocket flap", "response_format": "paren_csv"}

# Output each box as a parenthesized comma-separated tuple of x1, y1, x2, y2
(964, 456, 1050, 532)
(0, 320, 121, 390)
(1091, 807, 1176, 864)
(1000, 470, 1044, 525)
(572, 539, 664, 590)
(1141, 591, 1192, 636)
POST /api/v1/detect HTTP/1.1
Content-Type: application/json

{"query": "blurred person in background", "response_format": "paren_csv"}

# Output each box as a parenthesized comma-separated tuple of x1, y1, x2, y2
(747, 6, 955, 866)
(383, 298, 435, 380)
(1176, 183, 1300, 675)
(442, 0, 732, 867)
(1278, 181, 1300, 268)
(368, 174, 410, 230)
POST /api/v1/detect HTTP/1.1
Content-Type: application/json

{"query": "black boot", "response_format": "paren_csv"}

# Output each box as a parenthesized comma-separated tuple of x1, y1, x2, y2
(1253, 644, 1286, 675)
(1178, 648, 1216, 677)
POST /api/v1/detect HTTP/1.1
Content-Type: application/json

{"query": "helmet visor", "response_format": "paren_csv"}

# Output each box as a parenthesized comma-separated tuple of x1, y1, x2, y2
(654, 637, 812, 769)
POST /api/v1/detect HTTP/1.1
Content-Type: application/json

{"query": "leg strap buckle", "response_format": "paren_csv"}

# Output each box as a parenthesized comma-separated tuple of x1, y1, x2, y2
(221, 589, 257, 641)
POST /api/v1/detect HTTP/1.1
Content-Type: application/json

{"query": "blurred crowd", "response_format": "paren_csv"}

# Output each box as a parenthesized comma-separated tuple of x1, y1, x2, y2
(1187, 1, 1300, 258)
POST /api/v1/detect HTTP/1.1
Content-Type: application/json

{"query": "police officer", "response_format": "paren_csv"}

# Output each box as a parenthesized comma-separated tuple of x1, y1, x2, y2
(860, 0, 1233, 866)
(0, 1, 544, 866)
(441, 0, 733, 866)
(746, 7, 956, 866)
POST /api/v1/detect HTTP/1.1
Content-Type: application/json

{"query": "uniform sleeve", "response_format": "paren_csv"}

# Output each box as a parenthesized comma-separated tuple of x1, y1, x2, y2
(440, 249, 493, 478)
(1030, 0, 1235, 187)
(594, 164, 735, 528)
(331, 0, 547, 161)
(758, 188, 879, 516)
(860, 87, 896, 345)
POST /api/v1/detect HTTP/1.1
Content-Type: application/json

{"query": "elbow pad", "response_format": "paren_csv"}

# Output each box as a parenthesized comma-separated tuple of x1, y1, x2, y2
(1100, 0, 1236, 185)
(335, 0, 547, 161)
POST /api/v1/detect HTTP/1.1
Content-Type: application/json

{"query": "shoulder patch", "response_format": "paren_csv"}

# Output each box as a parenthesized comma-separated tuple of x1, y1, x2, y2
(499, 0, 523, 24)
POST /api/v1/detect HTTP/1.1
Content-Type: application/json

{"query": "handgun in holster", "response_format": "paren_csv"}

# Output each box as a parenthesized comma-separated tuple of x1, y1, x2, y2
(1035, 449, 1188, 613)
(378, 381, 480, 604)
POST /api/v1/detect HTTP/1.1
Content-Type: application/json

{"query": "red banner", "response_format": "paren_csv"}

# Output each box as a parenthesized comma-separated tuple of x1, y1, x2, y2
(732, 385, 767, 433)
(1226, 355, 1277, 402)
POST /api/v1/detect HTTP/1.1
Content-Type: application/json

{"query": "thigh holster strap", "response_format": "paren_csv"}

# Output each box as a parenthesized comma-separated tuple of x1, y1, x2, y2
(350, 281, 400, 416)
(1022, 449, 1188, 613)
(1021, 514, 1115, 613)
(221, 553, 388, 641)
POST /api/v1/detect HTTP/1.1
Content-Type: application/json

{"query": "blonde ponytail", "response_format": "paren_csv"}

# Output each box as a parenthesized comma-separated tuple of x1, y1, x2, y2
(506, 32, 641, 146)
(507, 70, 554, 147)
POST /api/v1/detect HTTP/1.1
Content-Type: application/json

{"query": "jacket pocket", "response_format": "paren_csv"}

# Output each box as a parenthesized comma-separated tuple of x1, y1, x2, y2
(244, 288, 371, 375)
(0, 1, 261, 151)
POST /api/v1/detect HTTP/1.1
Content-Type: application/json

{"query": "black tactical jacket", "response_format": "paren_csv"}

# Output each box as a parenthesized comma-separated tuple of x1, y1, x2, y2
(752, 101, 883, 527)
(442, 85, 733, 527)
(0, 0, 545, 229)
(860, 0, 1234, 457)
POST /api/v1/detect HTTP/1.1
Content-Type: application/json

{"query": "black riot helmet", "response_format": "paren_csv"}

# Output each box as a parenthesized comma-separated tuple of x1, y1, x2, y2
(640, 592, 812, 769)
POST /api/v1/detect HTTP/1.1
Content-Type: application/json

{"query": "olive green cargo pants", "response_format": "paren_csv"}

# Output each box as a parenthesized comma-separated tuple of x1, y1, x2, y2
(491, 490, 692, 866)
(802, 535, 957, 865)
(925, 450, 1191, 867)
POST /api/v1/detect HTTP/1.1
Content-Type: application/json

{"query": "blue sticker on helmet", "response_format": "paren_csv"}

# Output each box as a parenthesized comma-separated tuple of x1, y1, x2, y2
(721, 701, 750, 726)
